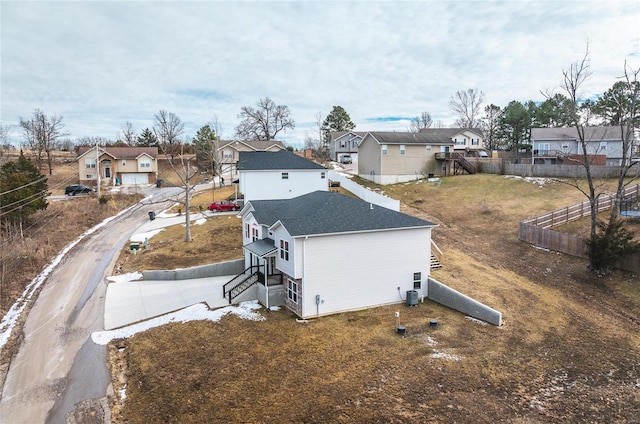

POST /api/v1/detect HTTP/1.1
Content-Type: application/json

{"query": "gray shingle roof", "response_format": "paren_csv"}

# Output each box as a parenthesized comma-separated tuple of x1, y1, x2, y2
(238, 150, 327, 170)
(531, 126, 622, 141)
(247, 191, 436, 237)
(368, 130, 465, 145)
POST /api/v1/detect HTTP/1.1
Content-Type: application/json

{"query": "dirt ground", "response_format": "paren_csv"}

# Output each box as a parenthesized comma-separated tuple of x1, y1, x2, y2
(107, 174, 639, 423)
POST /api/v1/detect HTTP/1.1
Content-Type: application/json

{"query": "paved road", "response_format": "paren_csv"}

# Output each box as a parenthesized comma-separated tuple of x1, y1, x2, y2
(0, 186, 184, 424)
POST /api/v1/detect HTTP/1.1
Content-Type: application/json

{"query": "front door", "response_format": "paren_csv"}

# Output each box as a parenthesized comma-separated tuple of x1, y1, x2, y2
(267, 256, 275, 276)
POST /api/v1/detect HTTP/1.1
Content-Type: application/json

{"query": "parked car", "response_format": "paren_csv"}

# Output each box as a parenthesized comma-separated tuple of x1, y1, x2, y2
(65, 184, 95, 196)
(339, 154, 352, 164)
(207, 200, 240, 212)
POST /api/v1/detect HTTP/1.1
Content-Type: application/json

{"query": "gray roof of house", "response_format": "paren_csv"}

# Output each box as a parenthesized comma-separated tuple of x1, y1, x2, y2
(247, 191, 436, 237)
(531, 126, 622, 141)
(244, 238, 277, 256)
(330, 131, 368, 140)
(219, 140, 285, 150)
(238, 150, 327, 170)
(366, 130, 475, 145)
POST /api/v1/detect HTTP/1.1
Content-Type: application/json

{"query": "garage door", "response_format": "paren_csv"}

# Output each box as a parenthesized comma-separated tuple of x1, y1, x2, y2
(121, 173, 149, 185)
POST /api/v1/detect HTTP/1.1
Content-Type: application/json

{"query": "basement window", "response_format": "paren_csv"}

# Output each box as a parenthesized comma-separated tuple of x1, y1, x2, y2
(282, 172, 289, 179)
(413, 272, 421, 290)
(287, 279, 298, 304)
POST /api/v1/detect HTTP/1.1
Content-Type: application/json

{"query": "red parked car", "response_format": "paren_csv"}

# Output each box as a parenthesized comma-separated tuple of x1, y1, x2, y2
(207, 200, 240, 212)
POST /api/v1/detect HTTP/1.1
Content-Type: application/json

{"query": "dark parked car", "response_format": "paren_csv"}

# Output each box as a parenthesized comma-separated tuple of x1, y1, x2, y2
(207, 200, 240, 212)
(65, 184, 95, 196)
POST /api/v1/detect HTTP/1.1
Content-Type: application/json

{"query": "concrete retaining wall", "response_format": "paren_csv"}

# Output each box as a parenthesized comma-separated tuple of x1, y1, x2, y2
(256, 284, 285, 309)
(427, 277, 502, 326)
(328, 170, 400, 211)
(142, 259, 245, 281)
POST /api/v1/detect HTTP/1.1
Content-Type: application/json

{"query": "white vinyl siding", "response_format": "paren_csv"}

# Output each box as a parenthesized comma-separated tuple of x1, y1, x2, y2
(296, 227, 431, 319)
(239, 169, 328, 201)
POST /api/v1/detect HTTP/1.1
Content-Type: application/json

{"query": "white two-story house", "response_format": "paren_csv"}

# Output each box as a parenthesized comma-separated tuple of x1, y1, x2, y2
(235, 191, 437, 319)
(237, 150, 328, 201)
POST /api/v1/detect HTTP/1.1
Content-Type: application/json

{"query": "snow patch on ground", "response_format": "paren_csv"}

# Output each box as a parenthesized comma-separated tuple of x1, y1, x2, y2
(130, 228, 164, 243)
(431, 351, 463, 361)
(91, 301, 265, 345)
(466, 316, 488, 326)
(107, 272, 143, 284)
(504, 175, 551, 186)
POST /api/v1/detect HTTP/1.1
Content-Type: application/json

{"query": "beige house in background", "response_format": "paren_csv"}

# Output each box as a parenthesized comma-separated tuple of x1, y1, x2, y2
(218, 140, 285, 175)
(358, 132, 455, 184)
(76, 146, 158, 186)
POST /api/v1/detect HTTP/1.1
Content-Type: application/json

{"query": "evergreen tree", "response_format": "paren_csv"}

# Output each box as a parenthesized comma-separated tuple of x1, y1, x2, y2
(192, 124, 219, 173)
(0, 150, 48, 230)
(136, 128, 158, 147)
(321, 106, 355, 143)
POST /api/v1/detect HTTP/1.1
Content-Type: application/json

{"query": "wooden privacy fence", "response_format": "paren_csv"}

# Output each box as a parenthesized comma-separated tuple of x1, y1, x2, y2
(518, 183, 640, 270)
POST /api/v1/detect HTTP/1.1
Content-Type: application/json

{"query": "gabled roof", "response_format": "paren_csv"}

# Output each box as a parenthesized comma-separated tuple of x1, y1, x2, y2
(77, 146, 158, 159)
(238, 150, 326, 171)
(531, 126, 623, 142)
(330, 131, 367, 141)
(419, 128, 484, 138)
(219, 140, 285, 151)
(244, 191, 436, 237)
(364, 131, 456, 145)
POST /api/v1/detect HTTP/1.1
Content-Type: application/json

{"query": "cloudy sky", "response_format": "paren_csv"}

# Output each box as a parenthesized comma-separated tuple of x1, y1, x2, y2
(1, 0, 639, 148)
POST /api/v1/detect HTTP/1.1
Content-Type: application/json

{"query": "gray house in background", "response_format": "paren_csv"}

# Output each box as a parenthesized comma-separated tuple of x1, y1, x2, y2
(530, 126, 638, 166)
(328, 131, 367, 161)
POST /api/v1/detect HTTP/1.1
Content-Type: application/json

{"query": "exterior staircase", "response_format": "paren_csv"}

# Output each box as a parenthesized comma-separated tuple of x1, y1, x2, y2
(222, 268, 260, 304)
(454, 153, 477, 174)
(430, 253, 442, 270)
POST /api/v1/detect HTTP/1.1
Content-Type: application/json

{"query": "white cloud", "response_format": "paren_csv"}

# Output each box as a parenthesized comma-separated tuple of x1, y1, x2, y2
(1, 0, 638, 147)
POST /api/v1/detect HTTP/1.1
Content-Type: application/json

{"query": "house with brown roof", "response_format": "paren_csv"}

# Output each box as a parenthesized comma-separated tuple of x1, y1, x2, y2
(218, 140, 285, 175)
(76, 146, 158, 186)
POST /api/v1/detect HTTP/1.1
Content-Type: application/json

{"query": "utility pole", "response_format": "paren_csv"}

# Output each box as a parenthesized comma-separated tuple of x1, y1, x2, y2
(96, 143, 101, 200)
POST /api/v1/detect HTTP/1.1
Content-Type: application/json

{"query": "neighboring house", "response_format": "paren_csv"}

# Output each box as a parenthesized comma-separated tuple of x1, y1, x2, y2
(236, 191, 437, 319)
(76, 146, 158, 186)
(530, 126, 637, 166)
(218, 140, 285, 175)
(419, 128, 485, 153)
(328, 131, 367, 161)
(237, 150, 328, 201)
(357, 132, 456, 184)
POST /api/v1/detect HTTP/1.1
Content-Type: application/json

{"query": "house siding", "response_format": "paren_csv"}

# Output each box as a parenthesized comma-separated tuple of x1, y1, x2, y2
(240, 169, 328, 201)
(295, 228, 432, 319)
(357, 135, 382, 181)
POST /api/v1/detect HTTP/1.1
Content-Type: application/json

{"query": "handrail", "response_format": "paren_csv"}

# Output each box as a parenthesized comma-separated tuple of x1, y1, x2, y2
(227, 273, 259, 303)
(222, 266, 254, 297)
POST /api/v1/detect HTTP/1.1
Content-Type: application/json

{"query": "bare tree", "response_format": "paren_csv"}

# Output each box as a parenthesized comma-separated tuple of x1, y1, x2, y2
(0, 123, 13, 158)
(19, 109, 66, 175)
(449, 89, 485, 128)
(408, 112, 433, 132)
(153, 110, 185, 158)
(120, 121, 137, 145)
(556, 46, 639, 271)
(235, 97, 294, 141)
(608, 63, 640, 221)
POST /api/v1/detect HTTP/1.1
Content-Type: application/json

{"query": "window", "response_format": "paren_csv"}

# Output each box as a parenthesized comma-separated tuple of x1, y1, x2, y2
(223, 150, 233, 159)
(600, 141, 607, 151)
(321, 172, 326, 179)
(454, 138, 465, 146)
(251, 227, 258, 242)
(400, 145, 406, 155)
(282, 172, 289, 179)
(85, 158, 96, 169)
(86, 174, 96, 179)
(382, 144, 388, 155)
(287, 279, 298, 303)
(245, 224, 250, 239)
(538, 143, 550, 155)
(471, 138, 479, 146)
(413, 272, 422, 290)
(140, 161, 151, 168)
(280, 240, 289, 261)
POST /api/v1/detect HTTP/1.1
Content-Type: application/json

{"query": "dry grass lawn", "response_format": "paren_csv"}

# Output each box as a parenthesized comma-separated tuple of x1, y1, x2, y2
(108, 174, 640, 423)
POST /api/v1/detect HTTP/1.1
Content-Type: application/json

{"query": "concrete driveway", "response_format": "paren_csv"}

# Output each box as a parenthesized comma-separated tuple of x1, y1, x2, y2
(104, 206, 240, 330)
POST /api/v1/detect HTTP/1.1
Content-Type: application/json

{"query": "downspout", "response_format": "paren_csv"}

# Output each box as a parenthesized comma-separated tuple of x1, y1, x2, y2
(264, 256, 269, 310)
